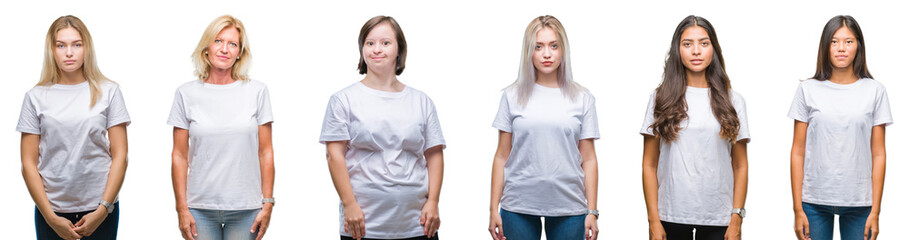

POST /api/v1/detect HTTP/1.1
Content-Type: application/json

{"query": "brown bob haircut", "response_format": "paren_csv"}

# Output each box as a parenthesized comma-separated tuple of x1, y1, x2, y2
(357, 16, 407, 75)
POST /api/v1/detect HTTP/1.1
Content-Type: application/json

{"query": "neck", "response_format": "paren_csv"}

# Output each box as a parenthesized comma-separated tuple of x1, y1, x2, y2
(362, 69, 402, 92)
(58, 69, 86, 85)
(686, 70, 709, 88)
(829, 66, 858, 84)
(207, 68, 235, 84)
(535, 71, 559, 88)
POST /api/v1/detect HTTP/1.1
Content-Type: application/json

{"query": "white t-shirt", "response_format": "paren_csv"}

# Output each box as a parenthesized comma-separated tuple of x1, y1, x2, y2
(17, 81, 131, 213)
(788, 78, 892, 207)
(320, 82, 446, 239)
(640, 86, 750, 226)
(167, 80, 273, 210)
(492, 84, 599, 216)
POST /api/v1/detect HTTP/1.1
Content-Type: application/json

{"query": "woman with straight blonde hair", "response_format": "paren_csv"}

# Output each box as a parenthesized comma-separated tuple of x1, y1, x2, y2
(19, 15, 130, 240)
(488, 15, 599, 240)
(169, 15, 274, 240)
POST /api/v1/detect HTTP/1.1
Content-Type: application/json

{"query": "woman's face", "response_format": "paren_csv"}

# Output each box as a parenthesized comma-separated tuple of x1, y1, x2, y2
(54, 27, 84, 74)
(829, 26, 858, 69)
(362, 23, 398, 73)
(532, 27, 561, 75)
(679, 26, 713, 73)
(207, 27, 241, 71)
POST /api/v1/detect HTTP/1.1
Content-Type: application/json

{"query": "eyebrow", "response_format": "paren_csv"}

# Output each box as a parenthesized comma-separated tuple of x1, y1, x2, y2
(536, 41, 558, 44)
(55, 40, 83, 43)
(681, 37, 710, 42)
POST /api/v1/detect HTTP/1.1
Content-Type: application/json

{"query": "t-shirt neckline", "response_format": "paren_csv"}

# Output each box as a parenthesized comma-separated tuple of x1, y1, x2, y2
(821, 78, 866, 89)
(53, 81, 89, 90)
(202, 79, 243, 89)
(356, 81, 410, 98)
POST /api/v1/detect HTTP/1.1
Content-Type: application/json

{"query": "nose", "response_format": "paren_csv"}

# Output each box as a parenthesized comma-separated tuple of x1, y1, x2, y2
(542, 47, 552, 59)
(692, 45, 701, 56)
(65, 45, 73, 57)
(837, 42, 847, 52)
(219, 42, 229, 54)
(372, 45, 383, 55)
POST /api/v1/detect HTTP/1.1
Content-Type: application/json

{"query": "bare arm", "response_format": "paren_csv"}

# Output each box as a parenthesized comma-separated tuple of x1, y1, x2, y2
(726, 139, 748, 239)
(865, 125, 886, 240)
(326, 141, 365, 239)
(252, 123, 275, 240)
(642, 135, 665, 240)
(101, 124, 128, 208)
(791, 120, 809, 240)
(488, 131, 512, 240)
(22, 133, 81, 239)
(579, 139, 599, 240)
(422, 145, 444, 238)
(171, 128, 197, 240)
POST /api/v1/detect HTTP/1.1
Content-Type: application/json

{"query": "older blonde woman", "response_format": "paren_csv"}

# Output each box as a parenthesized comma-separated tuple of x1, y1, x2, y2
(19, 15, 130, 240)
(168, 15, 274, 240)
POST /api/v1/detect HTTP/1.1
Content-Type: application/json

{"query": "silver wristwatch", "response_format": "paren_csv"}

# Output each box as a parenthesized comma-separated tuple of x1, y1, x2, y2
(99, 200, 114, 214)
(587, 209, 599, 219)
(731, 208, 746, 218)
(262, 198, 275, 205)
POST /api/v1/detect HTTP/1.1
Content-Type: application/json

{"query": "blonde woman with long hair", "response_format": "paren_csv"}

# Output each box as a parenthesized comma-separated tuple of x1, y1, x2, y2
(18, 15, 130, 240)
(488, 15, 599, 240)
(169, 15, 274, 240)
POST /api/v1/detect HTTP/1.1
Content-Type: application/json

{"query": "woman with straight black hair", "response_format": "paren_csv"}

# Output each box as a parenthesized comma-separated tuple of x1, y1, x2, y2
(641, 15, 750, 240)
(789, 15, 891, 240)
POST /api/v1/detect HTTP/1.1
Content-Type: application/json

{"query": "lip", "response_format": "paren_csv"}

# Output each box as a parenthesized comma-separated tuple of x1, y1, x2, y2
(542, 61, 554, 66)
(835, 55, 849, 59)
(690, 59, 704, 65)
(217, 55, 231, 60)
(371, 57, 385, 61)
(63, 60, 77, 64)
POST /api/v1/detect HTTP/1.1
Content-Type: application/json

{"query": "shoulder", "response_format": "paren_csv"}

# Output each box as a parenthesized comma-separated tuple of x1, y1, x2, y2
(176, 79, 203, 92)
(861, 78, 886, 90)
(405, 86, 437, 105)
(99, 80, 122, 93)
(729, 89, 747, 108)
(244, 79, 268, 89)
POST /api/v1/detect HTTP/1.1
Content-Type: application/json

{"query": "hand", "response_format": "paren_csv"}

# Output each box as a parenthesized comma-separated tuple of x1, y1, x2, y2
(74, 206, 109, 236)
(343, 203, 366, 240)
(794, 211, 811, 240)
(488, 211, 505, 240)
(251, 204, 273, 240)
(585, 214, 599, 240)
(864, 213, 879, 240)
(45, 215, 81, 240)
(420, 200, 440, 238)
(649, 221, 666, 240)
(178, 209, 198, 240)
(724, 214, 742, 240)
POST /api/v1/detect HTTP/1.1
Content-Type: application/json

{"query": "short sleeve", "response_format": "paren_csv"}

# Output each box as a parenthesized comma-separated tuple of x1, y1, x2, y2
(319, 95, 351, 144)
(16, 93, 40, 134)
(873, 85, 893, 126)
(257, 85, 274, 125)
(106, 85, 131, 128)
(167, 89, 189, 129)
(580, 93, 600, 140)
(423, 98, 446, 151)
(788, 82, 809, 123)
(640, 92, 656, 136)
(733, 93, 751, 143)
(492, 91, 513, 133)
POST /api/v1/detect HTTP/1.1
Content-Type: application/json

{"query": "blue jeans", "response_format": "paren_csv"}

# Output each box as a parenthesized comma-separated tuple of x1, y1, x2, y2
(189, 208, 261, 240)
(500, 209, 585, 240)
(802, 202, 871, 240)
(35, 202, 119, 240)
(340, 235, 439, 240)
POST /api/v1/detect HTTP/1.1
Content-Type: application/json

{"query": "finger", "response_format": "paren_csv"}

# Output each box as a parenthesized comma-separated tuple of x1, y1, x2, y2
(256, 226, 265, 240)
(344, 220, 350, 233)
(421, 211, 426, 225)
(251, 219, 261, 233)
(191, 222, 198, 238)
(864, 225, 870, 240)
(359, 219, 366, 238)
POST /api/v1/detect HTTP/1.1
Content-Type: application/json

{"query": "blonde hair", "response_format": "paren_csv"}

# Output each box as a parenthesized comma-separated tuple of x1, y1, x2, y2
(192, 15, 252, 81)
(38, 15, 111, 108)
(510, 15, 585, 107)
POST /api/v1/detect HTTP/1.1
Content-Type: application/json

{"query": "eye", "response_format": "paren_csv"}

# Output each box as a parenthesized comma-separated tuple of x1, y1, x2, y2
(682, 42, 691, 47)
(214, 39, 222, 43)
(229, 42, 238, 47)
(383, 41, 391, 46)
(57, 44, 64, 48)
(701, 42, 709, 47)
(551, 44, 559, 49)
(535, 45, 542, 50)
(74, 43, 82, 47)
(366, 41, 374, 46)
(846, 40, 854, 44)
(831, 40, 837, 44)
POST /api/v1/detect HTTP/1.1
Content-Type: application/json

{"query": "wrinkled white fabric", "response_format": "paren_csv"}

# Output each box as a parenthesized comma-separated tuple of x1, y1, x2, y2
(17, 81, 131, 213)
(788, 78, 892, 207)
(320, 82, 445, 239)
(493, 84, 599, 216)
(641, 86, 750, 226)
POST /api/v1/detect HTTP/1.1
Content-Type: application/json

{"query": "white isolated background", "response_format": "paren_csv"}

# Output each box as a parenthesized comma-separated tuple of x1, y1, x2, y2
(1, 0, 906, 239)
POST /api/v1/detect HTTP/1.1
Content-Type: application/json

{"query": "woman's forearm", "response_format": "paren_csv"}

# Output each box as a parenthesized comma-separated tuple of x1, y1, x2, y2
(259, 124, 275, 200)
(731, 141, 748, 210)
(869, 125, 886, 215)
(100, 124, 128, 207)
(642, 135, 661, 223)
(580, 139, 598, 211)
(172, 128, 190, 211)
(326, 141, 358, 206)
(790, 121, 808, 212)
(21, 133, 56, 218)
(425, 146, 444, 203)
